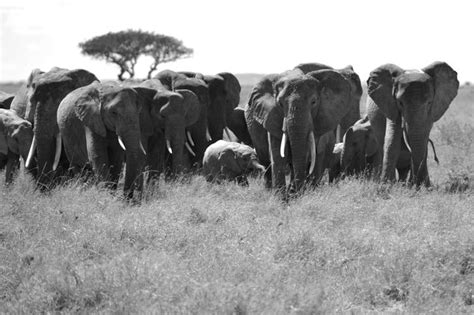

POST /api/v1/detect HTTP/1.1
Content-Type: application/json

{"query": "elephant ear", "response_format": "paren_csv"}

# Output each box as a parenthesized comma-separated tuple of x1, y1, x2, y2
(308, 69, 352, 136)
(74, 83, 107, 137)
(176, 89, 201, 126)
(367, 64, 404, 121)
(133, 86, 156, 137)
(422, 61, 459, 122)
(249, 74, 284, 138)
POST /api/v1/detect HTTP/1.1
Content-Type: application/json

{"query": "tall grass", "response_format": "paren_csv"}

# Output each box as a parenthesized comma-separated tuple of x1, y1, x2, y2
(1, 173, 472, 313)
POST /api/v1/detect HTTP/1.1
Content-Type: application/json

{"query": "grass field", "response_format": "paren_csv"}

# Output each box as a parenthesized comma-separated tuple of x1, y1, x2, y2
(0, 78, 473, 313)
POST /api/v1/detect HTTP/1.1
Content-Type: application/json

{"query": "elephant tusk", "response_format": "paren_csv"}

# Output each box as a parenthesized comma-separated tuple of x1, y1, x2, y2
(139, 141, 147, 155)
(224, 127, 232, 140)
(52, 133, 62, 171)
(280, 132, 287, 158)
(308, 131, 316, 175)
(118, 137, 126, 151)
(428, 139, 439, 165)
(267, 132, 274, 165)
(166, 139, 173, 154)
(25, 134, 37, 168)
(402, 122, 412, 154)
(185, 141, 196, 156)
(186, 131, 195, 146)
(206, 127, 212, 142)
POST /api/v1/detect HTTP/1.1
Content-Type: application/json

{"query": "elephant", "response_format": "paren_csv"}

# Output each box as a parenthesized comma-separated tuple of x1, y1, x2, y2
(227, 107, 252, 145)
(0, 109, 33, 183)
(0, 91, 14, 110)
(131, 79, 201, 179)
(203, 140, 265, 185)
(22, 67, 98, 188)
(57, 81, 145, 198)
(366, 62, 458, 186)
(155, 70, 211, 166)
(179, 71, 241, 143)
(245, 68, 352, 192)
(294, 63, 363, 141)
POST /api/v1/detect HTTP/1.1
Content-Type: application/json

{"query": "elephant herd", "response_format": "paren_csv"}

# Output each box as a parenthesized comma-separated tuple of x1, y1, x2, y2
(0, 61, 459, 198)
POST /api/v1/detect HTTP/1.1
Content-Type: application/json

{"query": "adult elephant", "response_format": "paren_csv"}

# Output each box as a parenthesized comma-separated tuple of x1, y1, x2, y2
(24, 68, 98, 187)
(366, 62, 458, 186)
(294, 63, 362, 140)
(0, 109, 33, 183)
(57, 81, 145, 198)
(132, 79, 201, 179)
(155, 70, 210, 166)
(245, 69, 352, 192)
(0, 92, 14, 109)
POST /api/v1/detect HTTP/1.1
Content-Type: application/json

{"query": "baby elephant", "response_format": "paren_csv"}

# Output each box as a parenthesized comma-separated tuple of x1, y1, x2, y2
(203, 140, 266, 185)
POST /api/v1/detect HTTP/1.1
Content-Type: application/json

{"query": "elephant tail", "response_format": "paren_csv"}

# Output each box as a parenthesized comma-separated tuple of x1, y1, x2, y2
(428, 139, 439, 165)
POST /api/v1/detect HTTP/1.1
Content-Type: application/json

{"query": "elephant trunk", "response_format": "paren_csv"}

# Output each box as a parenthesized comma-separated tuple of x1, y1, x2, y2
(165, 117, 186, 175)
(287, 117, 314, 191)
(407, 129, 430, 186)
(120, 129, 144, 198)
(34, 101, 57, 186)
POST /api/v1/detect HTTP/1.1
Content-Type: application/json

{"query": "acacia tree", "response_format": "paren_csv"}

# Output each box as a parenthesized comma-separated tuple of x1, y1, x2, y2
(79, 30, 193, 80)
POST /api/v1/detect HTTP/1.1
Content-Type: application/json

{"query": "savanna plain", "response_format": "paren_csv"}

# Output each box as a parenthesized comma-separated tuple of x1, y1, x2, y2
(0, 77, 473, 313)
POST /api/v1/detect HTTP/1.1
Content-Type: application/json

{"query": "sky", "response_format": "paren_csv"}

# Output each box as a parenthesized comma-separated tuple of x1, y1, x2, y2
(1, 0, 473, 83)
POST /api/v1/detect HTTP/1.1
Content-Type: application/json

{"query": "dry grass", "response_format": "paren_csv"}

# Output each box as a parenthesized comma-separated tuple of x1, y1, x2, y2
(0, 80, 473, 313)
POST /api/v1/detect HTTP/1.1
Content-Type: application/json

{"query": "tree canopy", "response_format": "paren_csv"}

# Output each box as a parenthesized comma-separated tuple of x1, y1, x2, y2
(79, 30, 193, 80)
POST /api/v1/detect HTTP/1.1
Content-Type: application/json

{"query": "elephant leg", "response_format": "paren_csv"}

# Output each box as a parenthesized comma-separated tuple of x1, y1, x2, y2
(85, 128, 112, 187)
(5, 152, 19, 184)
(248, 122, 272, 188)
(397, 167, 410, 182)
(146, 134, 165, 183)
(0, 154, 7, 169)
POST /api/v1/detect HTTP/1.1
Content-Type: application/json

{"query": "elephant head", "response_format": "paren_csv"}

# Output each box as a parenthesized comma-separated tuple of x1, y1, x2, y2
(367, 62, 458, 186)
(0, 109, 33, 182)
(25, 67, 98, 187)
(10, 69, 44, 118)
(135, 79, 200, 174)
(295, 63, 363, 140)
(247, 69, 351, 191)
(337, 116, 378, 175)
(72, 81, 144, 196)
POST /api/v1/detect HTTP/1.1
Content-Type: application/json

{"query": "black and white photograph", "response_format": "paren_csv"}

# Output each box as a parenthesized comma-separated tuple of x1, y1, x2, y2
(0, 0, 472, 313)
